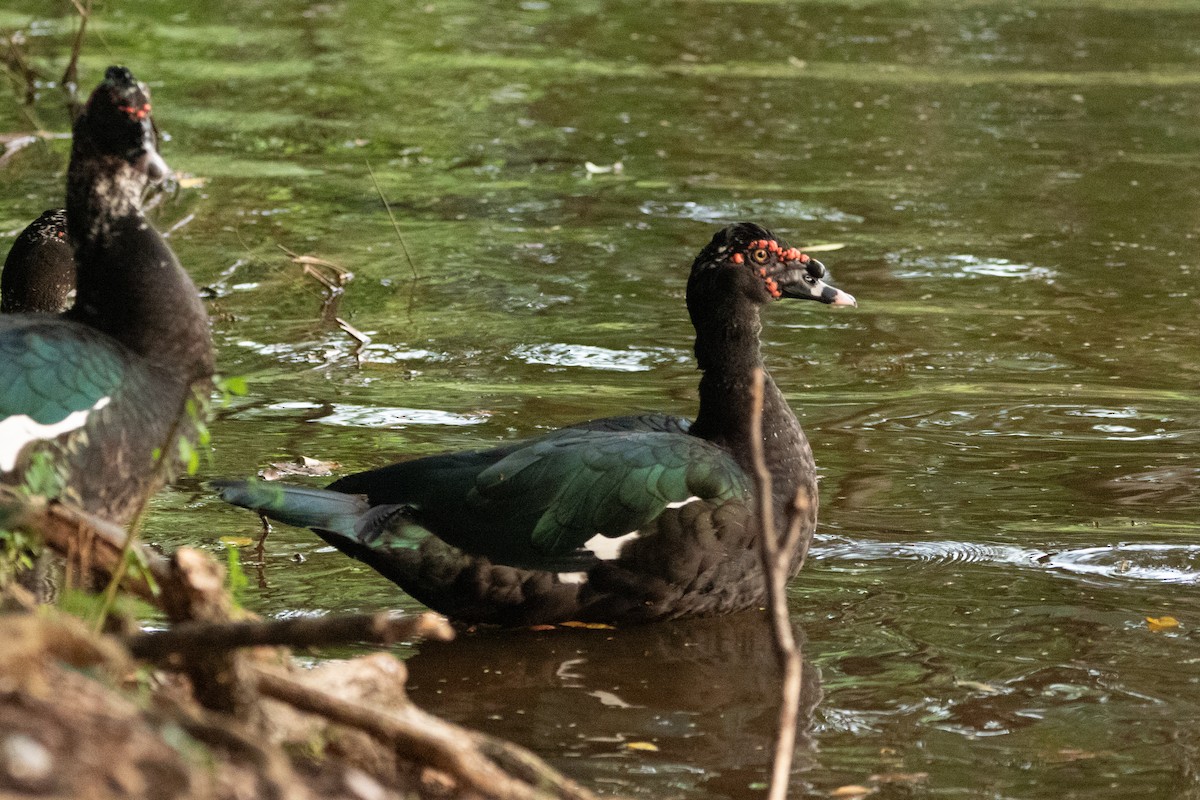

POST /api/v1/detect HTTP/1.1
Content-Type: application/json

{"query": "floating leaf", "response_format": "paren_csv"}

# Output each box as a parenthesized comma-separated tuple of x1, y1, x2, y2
(1146, 615, 1180, 632)
(830, 786, 874, 798)
(625, 741, 658, 752)
(1047, 748, 1099, 763)
(220, 536, 254, 547)
(560, 621, 615, 630)
(869, 772, 929, 784)
(177, 175, 208, 189)
(954, 679, 1001, 694)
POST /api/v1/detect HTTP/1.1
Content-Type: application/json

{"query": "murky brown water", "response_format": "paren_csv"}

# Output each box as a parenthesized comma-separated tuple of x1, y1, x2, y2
(3, 0, 1199, 796)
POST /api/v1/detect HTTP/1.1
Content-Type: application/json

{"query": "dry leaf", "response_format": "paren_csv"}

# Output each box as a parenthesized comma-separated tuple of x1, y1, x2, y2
(624, 741, 658, 752)
(219, 536, 254, 547)
(954, 679, 1001, 694)
(830, 786, 874, 798)
(560, 621, 616, 630)
(1146, 616, 1180, 632)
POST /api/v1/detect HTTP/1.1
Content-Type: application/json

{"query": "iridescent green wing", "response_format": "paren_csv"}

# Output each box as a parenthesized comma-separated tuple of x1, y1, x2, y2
(471, 429, 750, 555)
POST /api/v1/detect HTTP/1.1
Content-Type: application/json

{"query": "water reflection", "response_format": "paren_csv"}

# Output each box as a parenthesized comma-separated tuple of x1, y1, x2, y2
(405, 613, 822, 798)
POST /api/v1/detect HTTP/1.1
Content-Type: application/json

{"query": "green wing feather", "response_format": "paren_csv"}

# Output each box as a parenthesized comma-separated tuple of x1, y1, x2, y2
(471, 429, 749, 555)
(0, 321, 126, 425)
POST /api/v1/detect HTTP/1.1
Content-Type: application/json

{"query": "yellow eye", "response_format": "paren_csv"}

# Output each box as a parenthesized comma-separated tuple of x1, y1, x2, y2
(751, 248, 769, 263)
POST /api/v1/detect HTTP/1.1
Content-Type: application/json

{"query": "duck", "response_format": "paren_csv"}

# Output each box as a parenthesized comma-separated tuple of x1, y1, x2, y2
(217, 222, 855, 626)
(2, 209, 76, 314)
(0, 66, 215, 525)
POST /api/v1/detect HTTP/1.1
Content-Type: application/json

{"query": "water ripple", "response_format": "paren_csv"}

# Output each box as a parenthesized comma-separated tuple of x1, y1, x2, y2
(234, 401, 490, 428)
(893, 253, 1057, 282)
(513, 343, 687, 372)
(639, 199, 863, 225)
(814, 537, 1200, 585)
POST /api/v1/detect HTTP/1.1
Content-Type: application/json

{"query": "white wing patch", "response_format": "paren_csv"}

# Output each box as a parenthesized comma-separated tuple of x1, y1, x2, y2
(554, 497, 706, 580)
(583, 530, 641, 560)
(0, 396, 111, 472)
(665, 495, 702, 509)
(575, 498, 702, 562)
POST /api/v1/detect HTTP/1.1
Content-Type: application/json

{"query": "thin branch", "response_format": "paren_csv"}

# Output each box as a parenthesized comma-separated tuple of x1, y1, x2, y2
(366, 158, 418, 278)
(125, 610, 454, 662)
(61, 0, 93, 121)
(0, 131, 71, 169)
(748, 368, 806, 800)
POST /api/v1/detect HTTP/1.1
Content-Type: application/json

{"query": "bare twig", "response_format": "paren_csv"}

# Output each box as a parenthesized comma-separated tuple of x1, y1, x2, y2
(279, 244, 353, 319)
(254, 667, 603, 800)
(335, 316, 371, 364)
(0, 132, 70, 169)
(748, 368, 807, 800)
(366, 158, 418, 278)
(124, 610, 453, 662)
(62, 0, 93, 121)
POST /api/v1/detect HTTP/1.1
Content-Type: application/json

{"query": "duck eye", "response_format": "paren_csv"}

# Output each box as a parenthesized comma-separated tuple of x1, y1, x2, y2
(751, 248, 769, 263)
(803, 274, 817, 285)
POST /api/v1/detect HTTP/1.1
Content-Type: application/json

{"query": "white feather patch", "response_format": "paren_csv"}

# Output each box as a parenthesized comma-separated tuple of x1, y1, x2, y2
(0, 396, 111, 472)
(665, 495, 702, 509)
(583, 530, 642, 560)
(556, 571, 587, 584)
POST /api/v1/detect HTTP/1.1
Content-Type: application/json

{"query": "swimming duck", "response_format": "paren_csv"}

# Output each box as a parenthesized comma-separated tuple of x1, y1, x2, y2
(2, 209, 75, 314)
(217, 222, 854, 625)
(0, 66, 215, 525)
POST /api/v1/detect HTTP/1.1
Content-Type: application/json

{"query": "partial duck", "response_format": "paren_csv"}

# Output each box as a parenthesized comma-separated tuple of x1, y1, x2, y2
(218, 222, 854, 626)
(0, 66, 214, 525)
(2, 209, 75, 313)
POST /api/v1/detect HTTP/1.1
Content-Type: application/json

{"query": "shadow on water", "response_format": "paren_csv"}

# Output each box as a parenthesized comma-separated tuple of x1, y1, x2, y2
(405, 612, 822, 799)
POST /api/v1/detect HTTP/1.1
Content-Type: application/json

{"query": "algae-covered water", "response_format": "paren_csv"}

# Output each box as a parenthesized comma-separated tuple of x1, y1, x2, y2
(2, 1, 1199, 796)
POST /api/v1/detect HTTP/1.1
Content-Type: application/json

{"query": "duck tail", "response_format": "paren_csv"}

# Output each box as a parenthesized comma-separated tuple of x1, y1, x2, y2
(212, 478, 371, 538)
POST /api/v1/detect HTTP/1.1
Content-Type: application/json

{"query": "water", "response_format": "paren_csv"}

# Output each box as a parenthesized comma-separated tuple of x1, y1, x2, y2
(3, 0, 1199, 796)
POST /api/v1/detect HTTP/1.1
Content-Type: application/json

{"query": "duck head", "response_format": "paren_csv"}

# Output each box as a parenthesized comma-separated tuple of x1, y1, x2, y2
(77, 65, 170, 183)
(688, 222, 856, 312)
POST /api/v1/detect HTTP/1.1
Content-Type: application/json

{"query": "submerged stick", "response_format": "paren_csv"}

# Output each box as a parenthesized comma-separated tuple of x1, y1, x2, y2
(748, 368, 806, 800)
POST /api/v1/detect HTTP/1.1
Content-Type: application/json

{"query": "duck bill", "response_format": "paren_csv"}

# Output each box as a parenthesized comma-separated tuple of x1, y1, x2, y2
(138, 120, 171, 183)
(777, 258, 858, 306)
(817, 283, 857, 306)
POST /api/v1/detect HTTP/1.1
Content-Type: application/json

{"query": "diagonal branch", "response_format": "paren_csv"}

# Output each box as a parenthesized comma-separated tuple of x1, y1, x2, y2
(748, 368, 806, 800)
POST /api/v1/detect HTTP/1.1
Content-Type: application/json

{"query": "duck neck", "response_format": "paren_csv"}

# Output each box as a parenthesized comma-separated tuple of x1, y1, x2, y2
(688, 299, 815, 526)
(67, 144, 214, 383)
